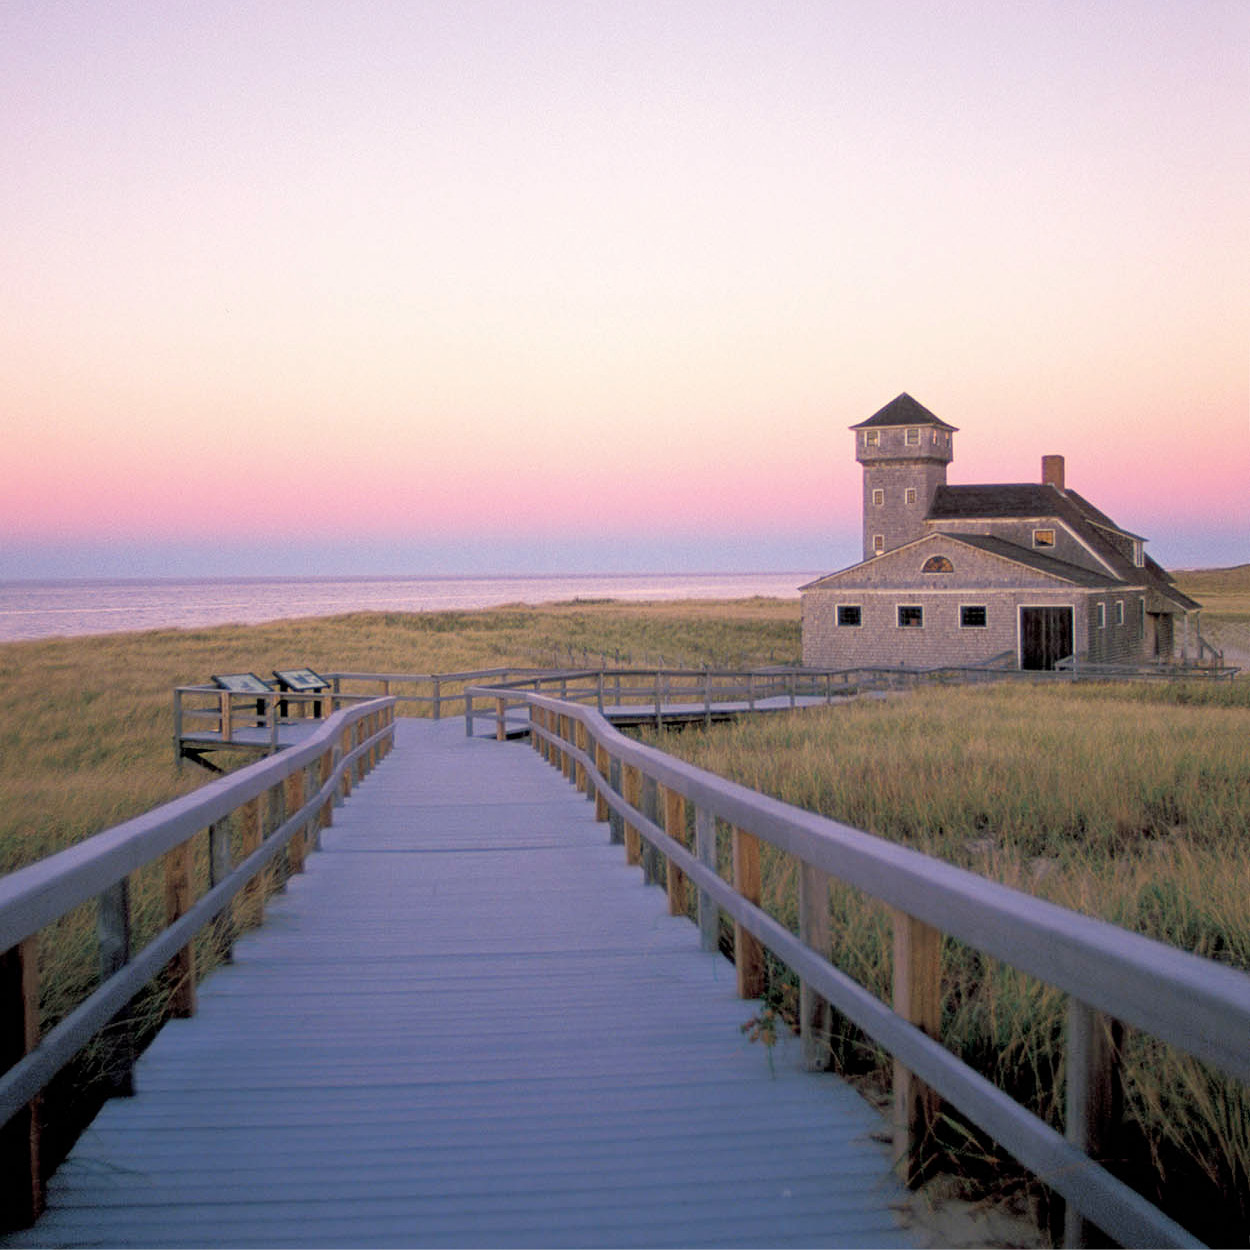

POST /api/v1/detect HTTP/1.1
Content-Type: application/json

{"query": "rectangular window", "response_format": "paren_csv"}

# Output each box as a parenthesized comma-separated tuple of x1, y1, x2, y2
(1133, 540, 1144, 567)
(837, 605, 861, 627)
(905, 428, 920, 445)
(873, 534, 885, 553)
(960, 605, 987, 628)
(872, 488, 884, 506)
(1096, 602, 1106, 629)
(897, 605, 923, 628)
(905, 487, 917, 505)
(1114, 600, 1124, 626)
(1033, 529, 1056, 548)
(864, 431, 878, 446)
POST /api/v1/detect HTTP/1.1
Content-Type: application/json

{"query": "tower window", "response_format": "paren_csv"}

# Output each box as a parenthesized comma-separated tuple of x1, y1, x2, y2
(905, 428, 920, 445)
(961, 605, 987, 628)
(897, 605, 923, 628)
(905, 487, 917, 505)
(864, 431, 879, 446)
(837, 605, 862, 627)
(873, 534, 885, 553)
(922, 556, 953, 573)
(872, 489, 884, 506)
(1033, 529, 1056, 548)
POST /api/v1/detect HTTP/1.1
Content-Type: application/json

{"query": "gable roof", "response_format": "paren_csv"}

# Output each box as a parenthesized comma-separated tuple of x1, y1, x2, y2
(927, 484, 1199, 611)
(850, 393, 958, 432)
(939, 533, 1117, 588)
(801, 530, 1122, 592)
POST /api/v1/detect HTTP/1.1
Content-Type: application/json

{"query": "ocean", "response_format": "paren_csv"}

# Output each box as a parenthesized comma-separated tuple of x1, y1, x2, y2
(0, 572, 820, 643)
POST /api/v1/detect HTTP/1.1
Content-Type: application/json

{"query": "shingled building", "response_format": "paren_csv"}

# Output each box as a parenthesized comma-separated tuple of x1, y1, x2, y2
(801, 394, 1202, 671)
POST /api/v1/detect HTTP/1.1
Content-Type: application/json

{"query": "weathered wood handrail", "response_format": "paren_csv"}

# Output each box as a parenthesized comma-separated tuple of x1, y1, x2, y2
(467, 687, 1250, 1249)
(0, 698, 397, 1229)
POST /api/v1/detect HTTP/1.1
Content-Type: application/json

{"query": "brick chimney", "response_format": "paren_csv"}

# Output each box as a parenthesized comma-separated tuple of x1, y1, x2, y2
(1042, 455, 1065, 491)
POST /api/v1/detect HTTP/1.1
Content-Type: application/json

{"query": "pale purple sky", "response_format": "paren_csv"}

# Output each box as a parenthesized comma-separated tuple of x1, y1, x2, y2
(2, 0, 1246, 579)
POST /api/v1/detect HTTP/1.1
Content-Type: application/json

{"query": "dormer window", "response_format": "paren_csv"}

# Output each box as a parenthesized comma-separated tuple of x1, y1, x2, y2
(1133, 540, 1144, 567)
(905, 428, 920, 445)
(1033, 529, 1056, 548)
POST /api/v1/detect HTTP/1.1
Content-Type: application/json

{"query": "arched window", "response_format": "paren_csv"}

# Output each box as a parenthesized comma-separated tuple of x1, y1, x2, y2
(922, 555, 953, 573)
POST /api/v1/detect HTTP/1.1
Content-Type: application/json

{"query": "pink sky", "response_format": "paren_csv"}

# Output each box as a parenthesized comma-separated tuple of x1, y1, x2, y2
(2, 1, 1246, 579)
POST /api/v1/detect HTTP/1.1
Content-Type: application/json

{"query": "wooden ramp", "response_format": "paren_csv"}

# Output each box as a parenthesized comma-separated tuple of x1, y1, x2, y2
(10, 720, 911, 1249)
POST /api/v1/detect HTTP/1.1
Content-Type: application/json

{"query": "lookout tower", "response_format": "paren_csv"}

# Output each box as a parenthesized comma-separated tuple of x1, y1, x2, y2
(851, 393, 957, 561)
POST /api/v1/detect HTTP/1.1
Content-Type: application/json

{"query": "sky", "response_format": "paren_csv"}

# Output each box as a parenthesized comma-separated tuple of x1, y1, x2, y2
(1, 0, 1246, 580)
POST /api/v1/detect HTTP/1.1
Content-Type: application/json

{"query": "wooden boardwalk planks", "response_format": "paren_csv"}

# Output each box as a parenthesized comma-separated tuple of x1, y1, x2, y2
(6, 720, 911, 1249)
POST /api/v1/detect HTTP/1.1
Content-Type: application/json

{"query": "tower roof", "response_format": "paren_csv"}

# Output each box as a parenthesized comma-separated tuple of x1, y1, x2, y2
(850, 393, 957, 432)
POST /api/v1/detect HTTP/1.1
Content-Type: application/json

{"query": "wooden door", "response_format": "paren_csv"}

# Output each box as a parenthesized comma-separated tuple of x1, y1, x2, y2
(1020, 607, 1073, 670)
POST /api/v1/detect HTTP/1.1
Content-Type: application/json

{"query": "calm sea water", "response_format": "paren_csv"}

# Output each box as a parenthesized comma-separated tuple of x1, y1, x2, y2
(0, 573, 819, 643)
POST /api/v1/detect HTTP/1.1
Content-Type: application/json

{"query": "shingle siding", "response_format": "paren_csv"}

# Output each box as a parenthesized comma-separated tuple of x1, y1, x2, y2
(803, 587, 1091, 668)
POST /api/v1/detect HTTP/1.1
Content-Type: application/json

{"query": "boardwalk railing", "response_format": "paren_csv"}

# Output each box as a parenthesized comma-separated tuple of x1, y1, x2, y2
(0, 698, 397, 1229)
(469, 687, 1250, 1249)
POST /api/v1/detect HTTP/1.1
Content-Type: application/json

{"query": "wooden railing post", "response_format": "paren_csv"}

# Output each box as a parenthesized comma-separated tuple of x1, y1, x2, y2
(891, 910, 942, 1184)
(318, 749, 334, 830)
(237, 794, 264, 929)
(97, 877, 135, 1096)
(608, 757, 624, 845)
(623, 764, 642, 866)
(432, 676, 442, 720)
(663, 786, 688, 916)
(285, 769, 306, 873)
(0, 937, 43, 1230)
(340, 728, 353, 798)
(208, 820, 234, 962)
(1064, 1001, 1124, 1248)
(163, 840, 196, 1018)
(594, 743, 610, 821)
(798, 863, 832, 1071)
(304, 763, 322, 851)
(220, 690, 233, 743)
(640, 774, 661, 885)
(695, 807, 718, 952)
(574, 722, 588, 793)
(732, 827, 764, 999)
(495, 697, 507, 742)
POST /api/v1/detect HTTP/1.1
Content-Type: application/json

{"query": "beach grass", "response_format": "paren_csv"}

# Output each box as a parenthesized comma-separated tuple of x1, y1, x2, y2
(642, 676, 1250, 1243)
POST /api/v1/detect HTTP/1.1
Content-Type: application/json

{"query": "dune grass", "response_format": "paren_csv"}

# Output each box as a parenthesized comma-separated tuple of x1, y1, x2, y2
(0, 598, 800, 878)
(643, 678, 1250, 1243)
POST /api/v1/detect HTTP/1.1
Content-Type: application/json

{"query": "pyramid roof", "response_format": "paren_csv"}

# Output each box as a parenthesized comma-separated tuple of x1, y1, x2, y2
(850, 393, 957, 432)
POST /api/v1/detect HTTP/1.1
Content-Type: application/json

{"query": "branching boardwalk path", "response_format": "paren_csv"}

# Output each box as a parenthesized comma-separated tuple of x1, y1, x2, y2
(9, 719, 911, 1249)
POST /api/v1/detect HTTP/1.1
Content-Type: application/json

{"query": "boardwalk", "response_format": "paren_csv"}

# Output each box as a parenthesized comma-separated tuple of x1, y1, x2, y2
(10, 719, 910, 1249)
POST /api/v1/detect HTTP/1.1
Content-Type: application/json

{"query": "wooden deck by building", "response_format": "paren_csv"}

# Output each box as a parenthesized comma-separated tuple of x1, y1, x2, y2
(5, 719, 911, 1249)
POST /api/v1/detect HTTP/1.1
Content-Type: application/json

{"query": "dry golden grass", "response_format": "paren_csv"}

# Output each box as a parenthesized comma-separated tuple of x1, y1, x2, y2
(647, 680, 1250, 1244)
(0, 600, 800, 876)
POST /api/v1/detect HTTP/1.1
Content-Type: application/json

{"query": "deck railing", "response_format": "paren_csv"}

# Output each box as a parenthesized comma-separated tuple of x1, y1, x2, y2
(469, 688, 1250, 1249)
(0, 698, 397, 1229)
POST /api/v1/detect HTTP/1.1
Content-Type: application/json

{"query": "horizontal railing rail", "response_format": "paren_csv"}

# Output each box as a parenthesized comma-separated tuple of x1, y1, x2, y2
(0, 698, 397, 1229)
(467, 687, 1250, 1249)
